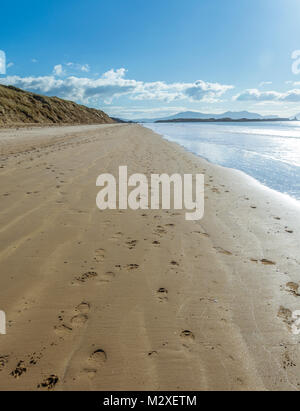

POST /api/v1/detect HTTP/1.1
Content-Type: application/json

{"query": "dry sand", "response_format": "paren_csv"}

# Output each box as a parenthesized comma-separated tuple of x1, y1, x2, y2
(0, 123, 299, 391)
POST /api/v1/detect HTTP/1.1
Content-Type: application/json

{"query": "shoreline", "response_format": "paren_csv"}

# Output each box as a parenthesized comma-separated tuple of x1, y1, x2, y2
(142, 123, 300, 206)
(174, 138, 300, 210)
(0, 123, 299, 390)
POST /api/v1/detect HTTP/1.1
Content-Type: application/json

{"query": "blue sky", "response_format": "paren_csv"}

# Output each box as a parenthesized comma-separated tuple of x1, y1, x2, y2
(1, 0, 300, 119)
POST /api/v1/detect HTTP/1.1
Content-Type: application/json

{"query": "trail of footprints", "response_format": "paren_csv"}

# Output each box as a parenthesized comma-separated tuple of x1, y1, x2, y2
(70, 225, 195, 379)
(5, 301, 94, 389)
(3, 208, 296, 388)
(1, 141, 194, 387)
(212, 241, 300, 335)
(213, 244, 300, 340)
(40, 232, 143, 386)
(202, 223, 299, 337)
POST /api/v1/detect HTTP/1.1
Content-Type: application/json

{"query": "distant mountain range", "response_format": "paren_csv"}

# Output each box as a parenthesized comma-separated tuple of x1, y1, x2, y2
(133, 110, 289, 123)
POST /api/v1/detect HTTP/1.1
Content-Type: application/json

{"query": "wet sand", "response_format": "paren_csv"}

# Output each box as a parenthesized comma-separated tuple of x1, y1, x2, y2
(0, 123, 299, 391)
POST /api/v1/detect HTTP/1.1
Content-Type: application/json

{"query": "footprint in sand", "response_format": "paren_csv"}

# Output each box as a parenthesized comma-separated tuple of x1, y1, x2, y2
(277, 306, 292, 326)
(286, 282, 300, 297)
(214, 247, 233, 256)
(81, 368, 97, 380)
(180, 330, 195, 341)
(88, 349, 107, 367)
(126, 240, 138, 250)
(154, 226, 167, 236)
(109, 232, 123, 242)
(55, 303, 91, 336)
(193, 231, 209, 237)
(37, 375, 59, 390)
(94, 248, 105, 263)
(211, 187, 220, 194)
(10, 361, 27, 379)
(126, 264, 140, 271)
(71, 314, 88, 328)
(98, 271, 116, 283)
(261, 259, 276, 266)
(282, 351, 296, 369)
(250, 258, 276, 266)
(54, 323, 73, 337)
(0, 355, 9, 372)
(76, 302, 91, 314)
(75, 271, 98, 283)
(28, 352, 42, 366)
(170, 260, 179, 266)
(148, 351, 158, 357)
(156, 288, 168, 303)
(101, 220, 111, 228)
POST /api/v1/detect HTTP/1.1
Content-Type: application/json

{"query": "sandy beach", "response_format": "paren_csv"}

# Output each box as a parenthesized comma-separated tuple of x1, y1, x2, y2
(0, 123, 299, 391)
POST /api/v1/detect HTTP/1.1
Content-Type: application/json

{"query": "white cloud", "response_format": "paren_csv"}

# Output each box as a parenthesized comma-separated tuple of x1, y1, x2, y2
(66, 62, 90, 72)
(285, 80, 300, 86)
(0, 68, 234, 104)
(80, 64, 90, 72)
(31, 58, 38, 63)
(53, 64, 65, 76)
(7, 62, 14, 68)
(234, 88, 300, 103)
(259, 81, 272, 87)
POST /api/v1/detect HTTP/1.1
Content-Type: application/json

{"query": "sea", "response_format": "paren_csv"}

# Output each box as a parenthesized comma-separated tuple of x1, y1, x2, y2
(144, 121, 300, 201)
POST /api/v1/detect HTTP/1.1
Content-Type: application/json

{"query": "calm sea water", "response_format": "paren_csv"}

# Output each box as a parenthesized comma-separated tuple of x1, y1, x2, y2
(144, 121, 300, 201)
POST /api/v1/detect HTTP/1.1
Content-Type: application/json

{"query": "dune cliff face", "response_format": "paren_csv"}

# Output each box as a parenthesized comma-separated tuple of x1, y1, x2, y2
(0, 85, 114, 126)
